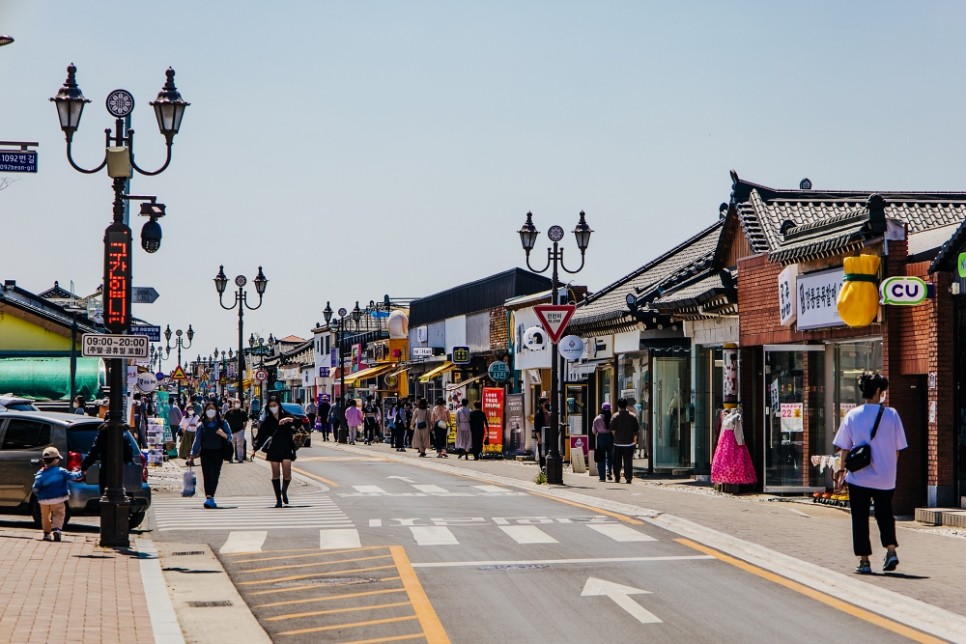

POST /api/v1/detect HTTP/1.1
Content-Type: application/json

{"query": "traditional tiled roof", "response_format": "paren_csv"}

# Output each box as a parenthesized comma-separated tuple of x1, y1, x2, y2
(38, 281, 75, 301)
(649, 270, 737, 319)
(730, 171, 966, 261)
(929, 218, 966, 273)
(571, 220, 723, 332)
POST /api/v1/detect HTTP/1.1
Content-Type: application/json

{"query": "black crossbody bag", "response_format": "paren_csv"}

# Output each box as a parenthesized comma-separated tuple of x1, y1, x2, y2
(844, 405, 885, 473)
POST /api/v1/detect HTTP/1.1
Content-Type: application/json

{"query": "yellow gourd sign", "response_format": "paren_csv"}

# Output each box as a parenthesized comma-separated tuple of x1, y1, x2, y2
(837, 255, 880, 327)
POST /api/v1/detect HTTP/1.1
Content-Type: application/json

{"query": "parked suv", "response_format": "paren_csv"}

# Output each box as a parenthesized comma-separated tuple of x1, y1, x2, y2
(0, 411, 151, 529)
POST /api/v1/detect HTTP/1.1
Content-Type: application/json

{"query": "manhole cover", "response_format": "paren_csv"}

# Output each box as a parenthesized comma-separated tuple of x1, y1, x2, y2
(478, 564, 548, 571)
(187, 600, 232, 608)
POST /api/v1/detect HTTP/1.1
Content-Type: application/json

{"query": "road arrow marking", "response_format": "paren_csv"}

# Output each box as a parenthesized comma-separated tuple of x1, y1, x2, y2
(581, 577, 662, 624)
(387, 476, 415, 483)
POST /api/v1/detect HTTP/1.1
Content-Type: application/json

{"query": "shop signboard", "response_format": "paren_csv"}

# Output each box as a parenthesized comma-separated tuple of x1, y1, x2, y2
(780, 403, 804, 433)
(452, 346, 471, 365)
(570, 434, 589, 456)
(778, 264, 798, 327)
(558, 335, 585, 361)
(505, 393, 525, 452)
(482, 387, 504, 451)
(796, 268, 845, 330)
(487, 360, 510, 382)
(958, 252, 966, 278)
(412, 347, 434, 358)
(330, 348, 338, 368)
(879, 276, 928, 306)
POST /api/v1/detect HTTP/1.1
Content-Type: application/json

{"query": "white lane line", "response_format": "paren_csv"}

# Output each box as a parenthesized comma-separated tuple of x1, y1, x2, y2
(220, 531, 268, 554)
(159, 523, 354, 532)
(412, 555, 714, 568)
(410, 526, 459, 546)
(370, 519, 382, 527)
(320, 528, 362, 550)
(499, 525, 558, 544)
(354, 485, 387, 494)
(474, 485, 509, 493)
(587, 524, 657, 542)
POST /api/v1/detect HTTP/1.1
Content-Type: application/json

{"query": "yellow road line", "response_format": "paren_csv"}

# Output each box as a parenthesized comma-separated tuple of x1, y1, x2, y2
(268, 600, 411, 621)
(240, 553, 392, 574)
(255, 587, 406, 608)
(248, 576, 402, 596)
(341, 634, 426, 644)
(390, 546, 449, 644)
(239, 564, 397, 586)
(231, 546, 387, 563)
(675, 539, 945, 644)
(278, 614, 418, 636)
(291, 465, 341, 489)
(531, 492, 643, 525)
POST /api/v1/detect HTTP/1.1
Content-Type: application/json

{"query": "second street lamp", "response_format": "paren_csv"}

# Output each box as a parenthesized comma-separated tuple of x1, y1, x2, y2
(517, 211, 593, 485)
(214, 265, 268, 405)
(164, 324, 194, 395)
(323, 302, 349, 443)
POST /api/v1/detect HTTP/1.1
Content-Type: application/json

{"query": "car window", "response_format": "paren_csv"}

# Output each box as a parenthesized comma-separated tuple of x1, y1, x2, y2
(1, 419, 52, 450)
(66, 424, 101, 454)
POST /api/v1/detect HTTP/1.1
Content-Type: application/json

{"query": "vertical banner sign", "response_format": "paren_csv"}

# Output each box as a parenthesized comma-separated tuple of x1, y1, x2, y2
(722, 343, 738, 409)
(103, 223, 132, 333)
(482, 387, 505, 452)
(505, 393, 525, 453)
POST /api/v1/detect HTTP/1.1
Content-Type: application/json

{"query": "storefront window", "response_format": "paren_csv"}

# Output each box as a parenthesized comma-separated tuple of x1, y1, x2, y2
(652, 356, 691, 470)
(597, 368, 613, 408)
(834, 340, 883, 428)
(764, 347, 825, 491)
(694, 347, 723, 475)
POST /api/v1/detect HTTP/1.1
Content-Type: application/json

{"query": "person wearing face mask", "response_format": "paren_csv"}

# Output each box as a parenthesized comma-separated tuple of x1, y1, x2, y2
(224, 399, 249, 463)
(253, 396, 298, 507)
(178, 406, 201, 460)
(187, 403, 232, 509)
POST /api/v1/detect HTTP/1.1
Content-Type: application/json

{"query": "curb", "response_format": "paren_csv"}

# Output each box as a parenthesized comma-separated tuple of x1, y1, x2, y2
(137, 538, 186, 644)
(328, 442, 966, 643)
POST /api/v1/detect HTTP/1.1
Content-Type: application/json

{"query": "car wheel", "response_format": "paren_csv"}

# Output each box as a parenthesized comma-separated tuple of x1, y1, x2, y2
(129, 510, 146, 530)
(30, 497, 71, 529)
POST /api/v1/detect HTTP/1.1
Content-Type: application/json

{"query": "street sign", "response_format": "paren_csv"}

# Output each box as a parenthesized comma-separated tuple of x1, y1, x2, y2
(131, 324, 161, 342)
(155, 372, 165, 381)
(452, 346, 471, 365)
(0, 150, 38, 173)
(135, 372, 158, 393)
(318, 367, 330, 378)
(255, 369, 268, 382)
(533, 304, 577, 344)
(170, 365, 188, 381)
(488, 360, 510, 382)
(219, 374, 228, 385)
(81, 333, 150, 359)
(132, 286, 159, 304)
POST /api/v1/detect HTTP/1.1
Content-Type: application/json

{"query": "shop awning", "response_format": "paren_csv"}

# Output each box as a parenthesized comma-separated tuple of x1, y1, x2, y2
(445, 372, 488, 392)
(569, 359, 609, 376)
(343, 363, 396, 386)
(418, 361, 456, 383)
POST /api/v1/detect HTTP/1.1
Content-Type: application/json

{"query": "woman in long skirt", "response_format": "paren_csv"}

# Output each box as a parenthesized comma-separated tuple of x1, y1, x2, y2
(431, 398, 450, 458)
(454, 398, 473, 459)
(411, 398, 431, 457)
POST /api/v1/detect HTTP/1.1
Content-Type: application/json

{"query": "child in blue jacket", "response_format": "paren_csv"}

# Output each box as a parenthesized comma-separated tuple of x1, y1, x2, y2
(32, 447, 83, 541)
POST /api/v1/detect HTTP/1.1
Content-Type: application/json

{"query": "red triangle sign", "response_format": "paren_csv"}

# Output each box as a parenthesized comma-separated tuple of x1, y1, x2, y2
(171, 365, 187, 381)
(533, 304, 577, 344)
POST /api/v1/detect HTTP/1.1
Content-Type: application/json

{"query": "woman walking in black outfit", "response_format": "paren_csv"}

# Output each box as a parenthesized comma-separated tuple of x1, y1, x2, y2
(187, 402, 232, 509)
(253, 397, 298, 507)
(469, 401, 489, 460)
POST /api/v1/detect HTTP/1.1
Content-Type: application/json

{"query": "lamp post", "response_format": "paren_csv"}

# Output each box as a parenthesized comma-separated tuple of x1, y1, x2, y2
(52, 64, 189, 548)
(214, 265, 268, 407)
(164, 324, 194, 396)
(248, 333, 269, 409)
(517, 211, 593, 485)
(323, 302, 349, 443)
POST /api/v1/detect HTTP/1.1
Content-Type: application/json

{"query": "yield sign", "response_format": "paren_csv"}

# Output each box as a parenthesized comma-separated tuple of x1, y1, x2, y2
(170, 365, 188, 381)
(533, 304, 576, 344)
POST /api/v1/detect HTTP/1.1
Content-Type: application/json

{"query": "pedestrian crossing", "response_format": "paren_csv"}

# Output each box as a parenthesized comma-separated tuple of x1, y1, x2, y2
(340, 483, 526, 498)
(151, 495, 353, 532)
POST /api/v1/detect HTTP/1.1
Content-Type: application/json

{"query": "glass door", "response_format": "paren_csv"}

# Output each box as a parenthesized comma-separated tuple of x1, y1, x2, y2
(652, 356, 691, 471)
(763, 346, 825, 492)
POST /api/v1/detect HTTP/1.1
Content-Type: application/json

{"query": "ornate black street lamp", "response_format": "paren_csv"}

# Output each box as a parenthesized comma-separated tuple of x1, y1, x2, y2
(164, 324, 194, 395)
(52, 64, 189, 548)
(518, 211, 593, 485)
(214, 265, 268, 406)
(323, 302, 350, 443)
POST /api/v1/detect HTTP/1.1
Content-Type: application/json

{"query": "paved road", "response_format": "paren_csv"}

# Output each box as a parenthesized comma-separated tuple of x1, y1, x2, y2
(146, 445, 924, 643)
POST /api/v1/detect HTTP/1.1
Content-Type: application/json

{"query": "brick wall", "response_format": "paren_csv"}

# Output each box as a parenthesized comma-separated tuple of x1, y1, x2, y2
(489, 307, 508, 352)
(928, 270, 955, 495)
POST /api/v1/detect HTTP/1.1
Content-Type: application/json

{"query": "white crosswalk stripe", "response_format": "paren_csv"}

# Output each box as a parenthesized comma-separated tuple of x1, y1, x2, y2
(586, 523, 657, 542)
(151, 495, 353, 532)
(410, 526, 459, 545)
(219, 531, 268, 554)
(320, 528, 362, 549)
(499, 525, 558, 544)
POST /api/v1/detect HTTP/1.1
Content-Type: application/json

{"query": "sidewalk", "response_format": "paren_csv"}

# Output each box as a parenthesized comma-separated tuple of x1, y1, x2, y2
(329, 440, 966, 636)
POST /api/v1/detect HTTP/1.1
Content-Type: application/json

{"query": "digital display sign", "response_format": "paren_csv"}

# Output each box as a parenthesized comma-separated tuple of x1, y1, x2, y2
(103, 223, 132, 333)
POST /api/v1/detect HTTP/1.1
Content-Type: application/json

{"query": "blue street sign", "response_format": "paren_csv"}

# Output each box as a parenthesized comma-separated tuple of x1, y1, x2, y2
(0, 150, 37, 173)
(155, 371, 165, 381)
(131, 324, 161, 342)
(319, 367, 330, 377)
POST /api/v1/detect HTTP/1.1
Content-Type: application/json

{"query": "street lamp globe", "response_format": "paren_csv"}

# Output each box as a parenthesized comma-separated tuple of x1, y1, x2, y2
(248, 333, 255, 348)
(150, 68, 189, 143)
(50, 64, 90, 142)
(0, 35, 14, 47)
(187, 325, 194, 342)
(573, 210, 593, 253)
(164, 325, 172, 342)
(518, 211, 539, 254)
(213, 266, 229, 295)
(254, 266, 268, 296)
(323, 301, 333, 324)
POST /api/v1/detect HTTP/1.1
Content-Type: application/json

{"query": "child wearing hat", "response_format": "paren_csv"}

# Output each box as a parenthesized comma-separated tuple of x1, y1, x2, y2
(31, 447, 83, 541)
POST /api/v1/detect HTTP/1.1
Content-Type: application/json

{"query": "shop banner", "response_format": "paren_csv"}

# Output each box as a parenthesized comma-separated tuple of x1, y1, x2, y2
(482, 387, 504, 451)
(505, 393, 525, 453)
(778, 264, 798, 327)
(797, 268, 845, 330)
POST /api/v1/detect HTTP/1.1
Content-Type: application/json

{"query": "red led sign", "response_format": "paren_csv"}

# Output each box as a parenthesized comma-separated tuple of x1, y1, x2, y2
(103, 223, 132, 333)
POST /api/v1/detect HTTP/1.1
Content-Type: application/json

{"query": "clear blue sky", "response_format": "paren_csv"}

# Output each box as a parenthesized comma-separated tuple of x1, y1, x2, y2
(2, 1, 965, 365)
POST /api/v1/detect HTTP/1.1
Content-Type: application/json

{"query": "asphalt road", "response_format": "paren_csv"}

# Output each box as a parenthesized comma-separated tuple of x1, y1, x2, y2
(144, 444, 920, 644)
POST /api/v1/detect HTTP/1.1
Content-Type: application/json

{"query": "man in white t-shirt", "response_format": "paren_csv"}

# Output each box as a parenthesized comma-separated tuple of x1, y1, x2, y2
(833, 373, 907, 575)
